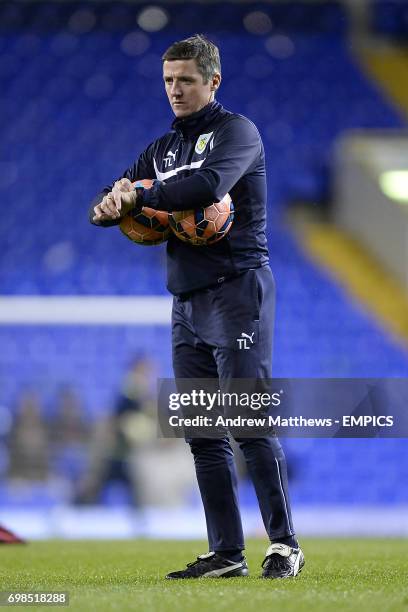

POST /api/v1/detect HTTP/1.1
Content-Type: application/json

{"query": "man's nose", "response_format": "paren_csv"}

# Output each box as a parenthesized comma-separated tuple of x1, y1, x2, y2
(171, 81, 182, 97)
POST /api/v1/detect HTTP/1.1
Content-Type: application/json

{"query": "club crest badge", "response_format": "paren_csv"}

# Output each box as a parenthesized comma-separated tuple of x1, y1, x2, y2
(195, 132, 213, 155)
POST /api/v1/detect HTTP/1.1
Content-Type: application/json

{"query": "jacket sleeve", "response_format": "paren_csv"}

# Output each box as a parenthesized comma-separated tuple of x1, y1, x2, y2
(89, 142, 156, 226)
(143, 117, 262, 212)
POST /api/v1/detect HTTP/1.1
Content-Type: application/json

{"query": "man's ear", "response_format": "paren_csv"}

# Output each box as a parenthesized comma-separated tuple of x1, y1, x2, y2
(211, 73, 221, 91)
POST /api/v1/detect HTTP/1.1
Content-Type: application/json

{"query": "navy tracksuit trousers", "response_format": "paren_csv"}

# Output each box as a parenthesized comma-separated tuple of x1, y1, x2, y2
(172, 265, 295, 552)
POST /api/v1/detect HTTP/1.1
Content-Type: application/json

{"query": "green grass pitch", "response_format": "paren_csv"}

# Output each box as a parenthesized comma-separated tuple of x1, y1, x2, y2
(0, 539, 407, 611)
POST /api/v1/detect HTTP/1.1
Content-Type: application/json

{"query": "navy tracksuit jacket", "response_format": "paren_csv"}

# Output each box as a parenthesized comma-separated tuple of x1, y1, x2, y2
(90, 100, 296, 551)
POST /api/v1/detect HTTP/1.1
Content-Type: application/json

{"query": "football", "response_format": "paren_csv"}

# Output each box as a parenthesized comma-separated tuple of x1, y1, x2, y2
(119, 179, 171, 246)
(169, 194, 234, 246)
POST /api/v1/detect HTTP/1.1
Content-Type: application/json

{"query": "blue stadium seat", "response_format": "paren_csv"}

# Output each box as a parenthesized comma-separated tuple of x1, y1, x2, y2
(0, 2, 407, 505)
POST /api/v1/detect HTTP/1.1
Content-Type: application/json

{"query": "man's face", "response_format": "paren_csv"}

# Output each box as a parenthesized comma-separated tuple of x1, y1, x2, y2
(163, 59, 220, 118)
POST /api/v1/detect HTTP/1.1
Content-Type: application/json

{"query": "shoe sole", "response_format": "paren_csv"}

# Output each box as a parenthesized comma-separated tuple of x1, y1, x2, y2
(166, 568, 249, 579)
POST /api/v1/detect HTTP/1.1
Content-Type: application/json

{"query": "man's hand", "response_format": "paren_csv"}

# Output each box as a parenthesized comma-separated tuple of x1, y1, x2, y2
(111, 179, 138, 217)
(92, 179, 137, 223)
(113, 178, 133, 193)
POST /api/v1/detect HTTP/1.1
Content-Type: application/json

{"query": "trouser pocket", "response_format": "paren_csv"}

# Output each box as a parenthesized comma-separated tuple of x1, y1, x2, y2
(199, 269, 262, 350)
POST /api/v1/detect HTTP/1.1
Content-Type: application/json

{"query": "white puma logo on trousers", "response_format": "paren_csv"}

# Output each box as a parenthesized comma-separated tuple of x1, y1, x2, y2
(237, 331, 255, 350)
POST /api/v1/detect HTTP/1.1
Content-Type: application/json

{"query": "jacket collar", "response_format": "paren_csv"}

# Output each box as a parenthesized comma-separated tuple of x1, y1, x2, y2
(172, 101, 223, 139)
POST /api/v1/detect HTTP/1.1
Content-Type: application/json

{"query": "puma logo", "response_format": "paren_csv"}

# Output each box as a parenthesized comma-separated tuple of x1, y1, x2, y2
(237, 331, 255, 350)
(164, 149, 178, 168)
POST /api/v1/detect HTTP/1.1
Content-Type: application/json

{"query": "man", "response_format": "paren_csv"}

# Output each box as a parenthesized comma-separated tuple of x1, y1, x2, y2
(90, 34, 304, 579)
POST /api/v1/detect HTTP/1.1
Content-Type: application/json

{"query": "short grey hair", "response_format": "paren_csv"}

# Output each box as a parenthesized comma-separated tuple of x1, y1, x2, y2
(162, 34, 221, 84)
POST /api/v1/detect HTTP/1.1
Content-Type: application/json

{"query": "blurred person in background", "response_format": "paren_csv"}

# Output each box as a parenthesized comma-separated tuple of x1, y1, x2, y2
(75, 355, 157, 506)
(90, 34, 303, 580)
(76, 354, 194, 507)
(48, 385, 90, 498)
(8, 390, 49, 482)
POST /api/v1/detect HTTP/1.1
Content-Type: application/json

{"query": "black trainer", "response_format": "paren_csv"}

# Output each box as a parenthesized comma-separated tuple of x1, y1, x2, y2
(261, 543, 305, 578)
(165, 551, 249, 579)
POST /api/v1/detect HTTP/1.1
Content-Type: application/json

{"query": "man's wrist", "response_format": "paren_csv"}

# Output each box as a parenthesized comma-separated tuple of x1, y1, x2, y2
(134, 185, 151, 208)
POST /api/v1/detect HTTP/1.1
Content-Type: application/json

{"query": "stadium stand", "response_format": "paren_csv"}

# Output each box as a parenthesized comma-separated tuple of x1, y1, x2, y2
(0, 2, 407, 513)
